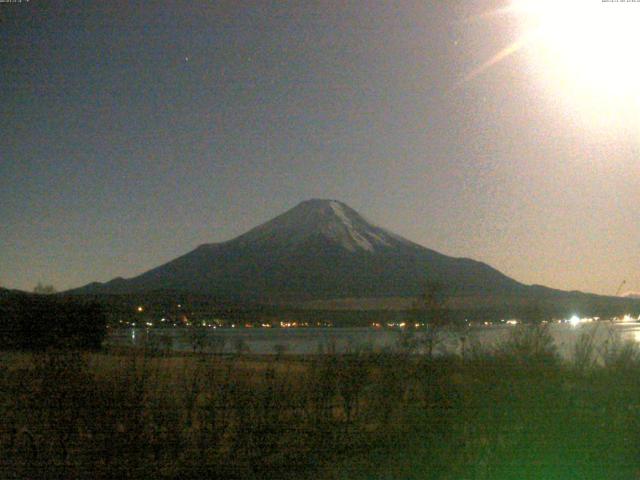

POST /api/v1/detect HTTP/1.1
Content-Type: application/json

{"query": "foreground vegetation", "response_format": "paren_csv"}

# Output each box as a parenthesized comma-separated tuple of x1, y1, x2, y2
(0, 292, 106, 351)
(1, 326, 640, 479)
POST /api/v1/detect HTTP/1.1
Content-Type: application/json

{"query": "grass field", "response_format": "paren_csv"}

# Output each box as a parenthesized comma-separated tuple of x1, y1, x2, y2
(1, 325, 640, 479)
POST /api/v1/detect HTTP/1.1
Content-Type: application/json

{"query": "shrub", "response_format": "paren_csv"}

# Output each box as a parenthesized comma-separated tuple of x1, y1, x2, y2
(0, 293, 107, 350)
(495, 323, 559, 367)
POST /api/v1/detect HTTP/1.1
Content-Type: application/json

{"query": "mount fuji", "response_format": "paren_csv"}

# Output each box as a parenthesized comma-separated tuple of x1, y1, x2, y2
(70, 199, 528, 302)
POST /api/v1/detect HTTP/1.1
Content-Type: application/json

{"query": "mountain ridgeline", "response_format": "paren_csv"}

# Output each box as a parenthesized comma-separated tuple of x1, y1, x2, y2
(70, 200, 524, 301)
(69, 199, 640, 317)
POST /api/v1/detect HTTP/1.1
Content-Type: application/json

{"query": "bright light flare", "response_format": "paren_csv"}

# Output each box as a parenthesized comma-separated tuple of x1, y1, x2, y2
(569, 315, 581, 327)
(511, 0, 640, 123)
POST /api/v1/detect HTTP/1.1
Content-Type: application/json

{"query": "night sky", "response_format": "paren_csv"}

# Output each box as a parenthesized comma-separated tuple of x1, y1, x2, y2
(2, 1, 639, 295)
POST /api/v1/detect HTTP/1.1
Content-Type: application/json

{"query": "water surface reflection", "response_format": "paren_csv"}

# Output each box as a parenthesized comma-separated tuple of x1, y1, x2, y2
(107, 320, 640, 359)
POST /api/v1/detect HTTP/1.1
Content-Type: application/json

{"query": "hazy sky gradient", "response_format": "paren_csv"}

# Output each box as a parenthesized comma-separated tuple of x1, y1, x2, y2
(2, 1, 639, 295)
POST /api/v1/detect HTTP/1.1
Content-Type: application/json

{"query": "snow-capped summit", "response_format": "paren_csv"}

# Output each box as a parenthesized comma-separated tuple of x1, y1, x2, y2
(234, 199, 409, 253)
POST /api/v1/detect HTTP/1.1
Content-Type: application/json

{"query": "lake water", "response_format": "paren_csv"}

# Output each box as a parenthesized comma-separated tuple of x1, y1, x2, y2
(106, 320, 640, 358)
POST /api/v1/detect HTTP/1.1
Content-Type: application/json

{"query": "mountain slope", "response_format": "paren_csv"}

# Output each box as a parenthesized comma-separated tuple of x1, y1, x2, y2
(70, 199, 528, 301)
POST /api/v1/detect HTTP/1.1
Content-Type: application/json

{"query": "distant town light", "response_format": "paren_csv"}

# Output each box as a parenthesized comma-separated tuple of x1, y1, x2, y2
(137, 306, 144, 312)
(569, 315, 581, 327)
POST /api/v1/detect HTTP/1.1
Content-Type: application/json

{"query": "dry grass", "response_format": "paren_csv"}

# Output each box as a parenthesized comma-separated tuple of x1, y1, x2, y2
(2, 325, 640, 479)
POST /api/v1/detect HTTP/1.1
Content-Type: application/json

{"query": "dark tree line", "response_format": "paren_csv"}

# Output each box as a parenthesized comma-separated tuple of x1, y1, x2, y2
(0, 293, 106, 350)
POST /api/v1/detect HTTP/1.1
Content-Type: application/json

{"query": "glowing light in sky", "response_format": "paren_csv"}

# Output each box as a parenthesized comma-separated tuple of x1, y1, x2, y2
(466, 0, 640, 128)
